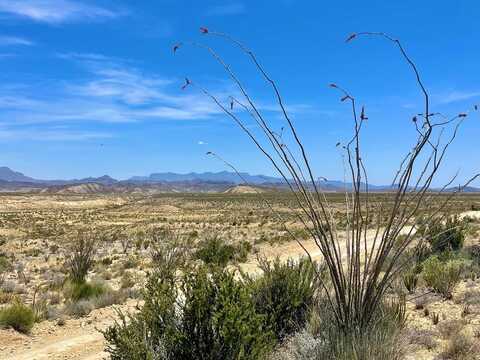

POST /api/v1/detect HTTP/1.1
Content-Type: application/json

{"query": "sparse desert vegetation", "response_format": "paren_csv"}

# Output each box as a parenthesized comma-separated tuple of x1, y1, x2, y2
(1, 1, 480, 359)
(0, 192, 480, 358)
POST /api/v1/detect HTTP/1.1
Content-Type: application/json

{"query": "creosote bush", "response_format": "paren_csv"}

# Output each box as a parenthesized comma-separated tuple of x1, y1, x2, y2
(104, 264, 274, 359)
(422, 255, 464, 298)
(65, 280, 106, 302)
(195, 235, 236, 267)
(419, 215, 467, 254)
(242, 257, 317, 341)
(195, 235, 252, 267)
(0, 300, 35, 333)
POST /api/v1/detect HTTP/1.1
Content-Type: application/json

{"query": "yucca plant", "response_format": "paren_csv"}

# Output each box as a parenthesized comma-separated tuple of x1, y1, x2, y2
(175, 29, 479, 347)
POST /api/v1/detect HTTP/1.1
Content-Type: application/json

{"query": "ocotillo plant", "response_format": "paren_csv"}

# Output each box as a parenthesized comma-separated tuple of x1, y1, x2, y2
(175, 29, 479, 333)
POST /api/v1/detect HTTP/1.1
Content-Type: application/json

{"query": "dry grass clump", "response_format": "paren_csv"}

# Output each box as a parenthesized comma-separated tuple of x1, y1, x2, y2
(405, 328, 438, 350)
(437, 331, 480, 360)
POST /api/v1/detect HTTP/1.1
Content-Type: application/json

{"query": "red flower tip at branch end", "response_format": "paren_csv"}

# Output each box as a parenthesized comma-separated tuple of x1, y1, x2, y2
(412, 116, 418, 122)
(329, 83, 338, 88)
(173, 43, 181, 54)
(230, 100, 234, 110)
(200, 27, 209, 34)
(335, 142, 341, 147)
(340, 95, 349, 102)
(181, 78, 191, 90)
(458, 113, 468, 118)
(345, 33, 357, 43)
(474, 105, 478, 111)
(360, 106, 368, 120)
(206, 151, 213, 155)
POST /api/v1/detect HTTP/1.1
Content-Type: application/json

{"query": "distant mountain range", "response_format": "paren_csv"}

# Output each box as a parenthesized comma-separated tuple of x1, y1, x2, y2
(129, 171, 281, 185)
(0, 166, 478, 193)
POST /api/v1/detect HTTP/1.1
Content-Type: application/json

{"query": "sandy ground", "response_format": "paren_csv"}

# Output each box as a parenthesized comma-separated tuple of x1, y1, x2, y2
(0, 300, 138, 360)
(2, 211, 478, 360)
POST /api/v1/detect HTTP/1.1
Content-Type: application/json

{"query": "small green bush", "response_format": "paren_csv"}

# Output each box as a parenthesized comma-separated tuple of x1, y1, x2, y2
(423, 216, 467, 253)
(0, 300, 35, 333)
(422, 255, 464, 298)
(243, 257, 317, 341)
(65, 280, 106, 301)
(195, 235, 236, 267)
(402, 267, 419, 294)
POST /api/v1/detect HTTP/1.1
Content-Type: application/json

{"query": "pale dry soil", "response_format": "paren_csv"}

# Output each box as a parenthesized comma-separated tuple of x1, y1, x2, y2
(0, 300, 138, 360)
(1, 193, 479, 360)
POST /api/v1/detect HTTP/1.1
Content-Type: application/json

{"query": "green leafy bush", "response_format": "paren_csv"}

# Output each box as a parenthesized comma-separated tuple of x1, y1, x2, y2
(243, 257, 317, 341)
(422, 216, 467, 253)
(65, 280, 106, 301)
(195, 236, 254, 267)
(0, 300, 35, 333)
(422, 255, 464, 298)
(195, 235, 236, 267)
(103, 263, 274, 359)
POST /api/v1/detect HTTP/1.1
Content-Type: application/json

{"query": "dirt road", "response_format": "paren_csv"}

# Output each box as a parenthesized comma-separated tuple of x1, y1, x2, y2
(0, 300, 138, 360)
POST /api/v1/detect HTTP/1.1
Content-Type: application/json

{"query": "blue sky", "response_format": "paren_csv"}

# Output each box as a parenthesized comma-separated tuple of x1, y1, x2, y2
(0, 0, 479, 185)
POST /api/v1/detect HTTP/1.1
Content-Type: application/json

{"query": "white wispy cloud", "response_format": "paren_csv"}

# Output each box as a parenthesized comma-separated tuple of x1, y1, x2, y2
(0, 53, 16, 59)
(206, 3, 246, 16)
(0, 0, 123, 24)
(0, 36, 34, 46)
(0, 52, 319, 141)
(0, 125, 112, 141)
(198, 141, 208, 145)
(436, 90, 480, 104)
(0, 53, 226, 127)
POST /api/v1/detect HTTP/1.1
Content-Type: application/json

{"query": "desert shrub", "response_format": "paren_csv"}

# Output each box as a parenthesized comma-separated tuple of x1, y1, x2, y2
(273, 298, 406, 360)
(94, 289, 126, 308)
(103, 260, 274, 359)
(65, 280, 106, 301)
(0, 254, 12, 286)
(45, 305, 61, 320)
(270, 329, 323, 360)
(120, 271, 136, 289)
(101, 256, 113, 266)
(195, 235, 236, 267)
(461, 289, 480, 305)
(441, 334, 474, 359)
(123, 255, 139, 269)
(242, 257, 317, 341)
(307, 297, 406, 360)
(195, 236, 253, 267)
(65, 231, 96, 284)
(236, 240, 253, 263)
(0, 300, 35, 333)
(1, 280, 15, 293)
(421, 216, 467, 253)
(65, 299, 95, 317)
(0, 290, 13, 304)
(405, 328, 438, 350)
(422, 255, 464, 298)
(402, 267, 419, 294)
